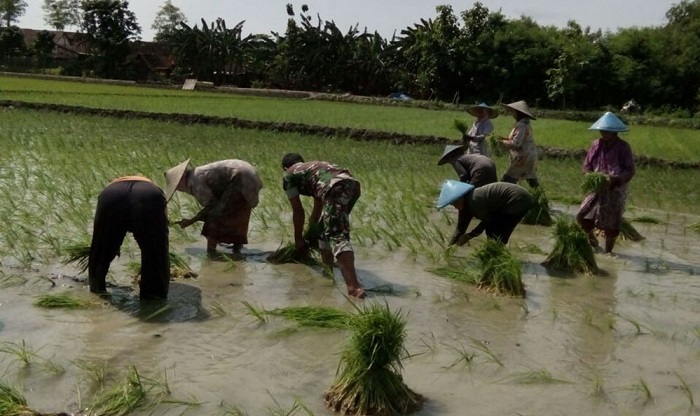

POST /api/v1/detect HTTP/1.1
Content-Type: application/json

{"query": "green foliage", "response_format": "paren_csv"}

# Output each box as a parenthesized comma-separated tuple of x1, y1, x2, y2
(0, 0, 27, 27)
(266, 306, 350, 329)
(580, 172, 609, 195)
(81, 0, 141, 79)
(521, 186, 553, 226)
(87, 366, 169, 416)
(0, 380, 31, 416)
(453, 119, 468, 134)
(61, 241, 92, 273)
(34, 293, 92, 308)
(619, 218, 645, 242)
(42, 0, 81, 31)
(471, 240, 525, 297)
(324, 302, 423, 415)
(543, 216, 598, 274)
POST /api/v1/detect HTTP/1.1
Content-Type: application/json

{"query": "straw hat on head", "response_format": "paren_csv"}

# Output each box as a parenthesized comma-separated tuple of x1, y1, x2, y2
(504, 100, 536, 120)
(437, 144, 467, 165)
(164, 158, 191, 202)
(589, 111, 629, 132)
(467, 102, 499, 119)
(437, 180, 475, 209)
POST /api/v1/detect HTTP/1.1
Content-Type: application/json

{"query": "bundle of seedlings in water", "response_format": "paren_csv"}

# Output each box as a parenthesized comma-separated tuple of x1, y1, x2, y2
(580, 172, 609, 195)
(0, 381, 32, 416)
(619, 218, 645, 242)
(61, 241, 92, 273)
(267, 222, 323, 265)
(87, 366, 167, 416)
(167, 252, 198, 278)
(470, 240, 526, 297)
(543, 217, 598, 274)
(521, 186, 553, 226)
(265, 306, 351, 329)
(34, 293, 92, 309)
(324, 303, 423, 415)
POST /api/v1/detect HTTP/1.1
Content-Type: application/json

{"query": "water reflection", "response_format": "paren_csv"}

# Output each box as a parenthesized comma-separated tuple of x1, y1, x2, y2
(104, 282, 209, 323)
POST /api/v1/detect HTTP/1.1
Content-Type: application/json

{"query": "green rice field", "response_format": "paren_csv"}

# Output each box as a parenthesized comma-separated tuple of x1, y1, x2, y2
(1, 75, 700, 416)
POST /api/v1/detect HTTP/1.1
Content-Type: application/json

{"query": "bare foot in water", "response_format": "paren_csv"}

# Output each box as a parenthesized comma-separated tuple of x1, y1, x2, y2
(348, 287, 366, 299)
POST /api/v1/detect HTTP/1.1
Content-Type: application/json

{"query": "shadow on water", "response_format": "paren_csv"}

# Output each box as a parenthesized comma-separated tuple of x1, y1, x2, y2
(614, 252, 700, 276)
(102, 282, 210, 323)
(357, 268, 418, 298)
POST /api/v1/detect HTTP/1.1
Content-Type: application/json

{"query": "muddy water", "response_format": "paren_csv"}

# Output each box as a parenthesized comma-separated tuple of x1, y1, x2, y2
(2, 210, 700, 416)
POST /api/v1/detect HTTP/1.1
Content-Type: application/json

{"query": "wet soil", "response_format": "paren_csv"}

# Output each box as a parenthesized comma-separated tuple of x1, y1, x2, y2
(1, 206, 700, 415)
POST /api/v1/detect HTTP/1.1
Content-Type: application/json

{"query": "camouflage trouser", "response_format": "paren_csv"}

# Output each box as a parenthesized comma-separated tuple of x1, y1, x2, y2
(319, 179, 361, 257)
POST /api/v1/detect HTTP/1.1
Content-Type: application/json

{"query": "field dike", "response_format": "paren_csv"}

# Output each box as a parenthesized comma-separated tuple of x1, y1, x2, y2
(2, 99, 697, 170)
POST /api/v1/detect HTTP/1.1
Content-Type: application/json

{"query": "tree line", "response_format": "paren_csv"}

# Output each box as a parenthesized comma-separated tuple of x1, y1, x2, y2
(1, 0, 699, 115)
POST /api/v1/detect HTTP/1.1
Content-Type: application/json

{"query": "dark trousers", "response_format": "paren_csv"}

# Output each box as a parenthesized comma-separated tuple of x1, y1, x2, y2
(88, 180, 169, 299)
(502, 174, 540, 188)
(483, 211, 528, 244)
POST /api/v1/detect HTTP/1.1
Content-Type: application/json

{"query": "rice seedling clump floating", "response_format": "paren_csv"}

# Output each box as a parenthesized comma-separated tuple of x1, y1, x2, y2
(521, 186, 553, 226)
(324, 303, 423, 415)
(266, 306, 351, 329)
(543, 216, 598, 274)
(267, 223, 324, 265)
(34, 293, 93, 309)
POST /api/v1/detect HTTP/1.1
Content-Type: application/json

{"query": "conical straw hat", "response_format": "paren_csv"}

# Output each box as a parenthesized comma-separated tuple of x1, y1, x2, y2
(467, 102, 499, 119)
(589, 111, 629, 132)
(164, 158, 190, 202)
(437, 180, 475, 209)
(437, 144, 467, 165)
(504, 100, 536, 120)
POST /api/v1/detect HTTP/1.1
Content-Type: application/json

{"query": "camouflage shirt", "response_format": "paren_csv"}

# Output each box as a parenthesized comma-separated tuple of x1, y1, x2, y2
(283, 161, 356, 200)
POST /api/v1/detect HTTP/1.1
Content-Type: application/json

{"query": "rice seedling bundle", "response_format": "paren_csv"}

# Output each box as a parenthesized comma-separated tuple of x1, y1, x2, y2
(486, 134, 507, 156)
(34, 293, 92, 309)
(266, 306, 350, 329)
(324, 303, 423, 415)
(521, 186, 553, 226)
(453, 119, 468, 134)
(61, 241, 92, 273)
(471, 240, 525, 297)
(618, 218, 645, 242)
(580, 172, 609, 195)
(267, 222, 324, 265)
(543, 217, 598, 274)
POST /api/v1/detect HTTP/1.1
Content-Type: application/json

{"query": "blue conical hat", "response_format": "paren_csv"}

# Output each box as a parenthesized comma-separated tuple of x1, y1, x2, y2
(437, 180, 475, 209)
(589, 112, 629, 132)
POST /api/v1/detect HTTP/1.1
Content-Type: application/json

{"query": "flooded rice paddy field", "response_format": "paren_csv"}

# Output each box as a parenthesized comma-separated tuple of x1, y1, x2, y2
(1, 205, 700, 416)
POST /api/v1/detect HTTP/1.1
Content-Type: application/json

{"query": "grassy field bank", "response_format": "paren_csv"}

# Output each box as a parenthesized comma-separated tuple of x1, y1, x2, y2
(2, 76, 700, 162)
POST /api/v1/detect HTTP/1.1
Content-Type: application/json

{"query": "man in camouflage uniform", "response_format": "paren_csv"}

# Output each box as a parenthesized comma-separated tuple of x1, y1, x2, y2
(281, 153, 365, 298)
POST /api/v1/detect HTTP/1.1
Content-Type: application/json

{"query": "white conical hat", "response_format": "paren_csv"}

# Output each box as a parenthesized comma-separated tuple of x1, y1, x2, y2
(589, 111, 629, 132)
(504, 100, 536, 120)
(437, 180, 475, 209)
(164, 158, 190, 202)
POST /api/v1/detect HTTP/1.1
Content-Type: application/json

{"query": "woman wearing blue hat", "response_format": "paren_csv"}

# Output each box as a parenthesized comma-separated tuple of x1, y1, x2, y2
(576, 112, 636, 254)
(462, 102, 498, 156)
(437, 180, 533, 246)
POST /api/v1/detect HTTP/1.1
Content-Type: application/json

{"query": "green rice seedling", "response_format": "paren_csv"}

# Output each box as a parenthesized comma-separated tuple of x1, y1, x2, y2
(0, 340, 36, 366)
(501, 368, 571, 384)
(673, 372, 694, 406)
(265, 306, 351, 329)
(61, 240, 92, 273)
(444, 343, 474, 370)
(34, 293, 92, 309)
(427, 262, 472, 284)
(267, 222, 325, 264)
(0, 380, 33, 416)
(453, 119, 468, 134)
(324, 302, 423, 415)
(210, 301, 230, 317)
(486, 134, 506, 157)
(580, 172, 609, 195)
(469, 338, 503, 367)
(87, 366, 167, 416)
(241, 300, 267, 323)
(543, 217, 598, 275)
(220, 403, 247, 415)
(72, 358, 108, 387)
(618, 218, 645, 242)
(470, 240, 525, 297)
(521, 186, 553, 226)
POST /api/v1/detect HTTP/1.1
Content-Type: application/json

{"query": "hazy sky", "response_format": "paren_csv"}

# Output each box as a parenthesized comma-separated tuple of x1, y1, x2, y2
(18, 0, 679, 41)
